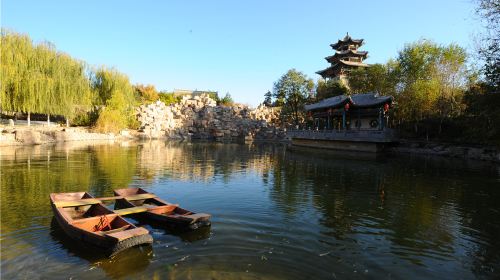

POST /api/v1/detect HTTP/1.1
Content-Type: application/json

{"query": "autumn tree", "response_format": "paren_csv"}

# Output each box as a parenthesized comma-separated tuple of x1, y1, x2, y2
(396, 40, 469, 132)
(92, 67, 136, 132)
(134, 84, 159, 103)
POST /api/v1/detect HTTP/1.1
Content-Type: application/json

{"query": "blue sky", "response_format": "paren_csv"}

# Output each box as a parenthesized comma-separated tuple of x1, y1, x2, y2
(2, 0, 482, 106)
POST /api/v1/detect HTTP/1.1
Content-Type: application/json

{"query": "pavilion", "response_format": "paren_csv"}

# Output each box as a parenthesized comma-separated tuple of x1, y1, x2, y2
(305, 92, 393, 131)
(287, 92, 396, 152)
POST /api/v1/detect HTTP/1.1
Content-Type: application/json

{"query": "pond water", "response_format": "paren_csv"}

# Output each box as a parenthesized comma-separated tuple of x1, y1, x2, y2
(1, 141, 500, 279)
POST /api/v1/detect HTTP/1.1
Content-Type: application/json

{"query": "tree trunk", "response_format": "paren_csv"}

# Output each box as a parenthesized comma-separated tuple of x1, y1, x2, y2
(439, 117, 443, 135)
(47, 114, 50, 126)
(294, 108, 299, 126)
(27, 112, 31, 127)
(66, 118, 70, 128)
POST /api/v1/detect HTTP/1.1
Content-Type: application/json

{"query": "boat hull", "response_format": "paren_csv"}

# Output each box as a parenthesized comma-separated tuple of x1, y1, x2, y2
(50, 193, 153, 256)
(113, 188, 211, 230)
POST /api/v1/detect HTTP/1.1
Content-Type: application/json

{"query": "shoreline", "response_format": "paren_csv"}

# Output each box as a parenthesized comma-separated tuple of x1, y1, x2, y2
(388, 140, 500, 163)
(1, 126, 498, 163)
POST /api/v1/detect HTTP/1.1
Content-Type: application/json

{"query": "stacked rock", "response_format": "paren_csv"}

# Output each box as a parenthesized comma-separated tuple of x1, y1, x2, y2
(136, 94, 284, 141)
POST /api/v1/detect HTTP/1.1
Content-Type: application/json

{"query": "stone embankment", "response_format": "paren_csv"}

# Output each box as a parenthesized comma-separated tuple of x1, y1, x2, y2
(390, 141, 500, 163)
(0, 127, 125, 146)
(136, 94, 285, 141)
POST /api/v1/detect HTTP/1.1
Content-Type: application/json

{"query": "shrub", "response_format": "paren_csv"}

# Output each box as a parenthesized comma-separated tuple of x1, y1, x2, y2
(219, 93, 234, 105)
(94, 108, 128, 133)
(158, 92, 181, 105)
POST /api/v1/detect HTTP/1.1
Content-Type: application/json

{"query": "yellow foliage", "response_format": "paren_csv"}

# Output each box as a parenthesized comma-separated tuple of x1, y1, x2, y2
(94, 108, 128, 133)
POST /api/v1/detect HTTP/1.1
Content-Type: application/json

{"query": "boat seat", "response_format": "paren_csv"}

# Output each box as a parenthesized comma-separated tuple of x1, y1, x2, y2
(123, 193, 157, 201)
(114, 204, 178, 216)
(53, 198, 101, 208)
(114, 206, 149, 216)
(54, 194, 156, 208)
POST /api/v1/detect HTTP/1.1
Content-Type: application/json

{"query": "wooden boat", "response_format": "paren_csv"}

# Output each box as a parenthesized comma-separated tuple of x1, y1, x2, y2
(50, 192, 153, 256)
(113, 188, 211, 230)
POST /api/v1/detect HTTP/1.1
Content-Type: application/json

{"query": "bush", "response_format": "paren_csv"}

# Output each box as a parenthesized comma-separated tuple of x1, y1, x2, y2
(71, 108, 99, 126)
(219, 93, 234, 105)
(135, 84, 159, 103)
(158, 92, 181, 105)
(94, 108, 128, 133)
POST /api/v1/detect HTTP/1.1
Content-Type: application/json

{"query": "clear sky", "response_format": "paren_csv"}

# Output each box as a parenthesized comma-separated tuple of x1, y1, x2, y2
(1, 0, 482, 106)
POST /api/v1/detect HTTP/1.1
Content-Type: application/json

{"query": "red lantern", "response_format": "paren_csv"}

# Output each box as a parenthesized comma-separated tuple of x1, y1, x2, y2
(327, 108, 332, 115)
(344, 103, 350, 111)
(384, 103, 390, 112)
(307, 111, 312, 117)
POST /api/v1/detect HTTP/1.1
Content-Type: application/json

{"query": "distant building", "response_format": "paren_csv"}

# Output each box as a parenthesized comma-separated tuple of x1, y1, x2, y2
(172, 89, 218, 98)
(316, 33, 369, 84)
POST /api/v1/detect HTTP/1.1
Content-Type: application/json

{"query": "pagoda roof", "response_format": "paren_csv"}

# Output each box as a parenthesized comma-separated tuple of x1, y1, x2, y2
(316, 60, 369, 76)
(316, 66, 336, 77)
(330, 34, 364, 49)
(325, 50, 368, 62)
(305, 93, 393, 111)
(338, 60, 369, 67)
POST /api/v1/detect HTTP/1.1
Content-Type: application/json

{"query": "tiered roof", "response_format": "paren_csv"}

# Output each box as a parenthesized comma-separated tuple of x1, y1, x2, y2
(325, 49, 368, 63)
(316, 33, 369, 79)
(316, 60, 369, 77)
(330, 34, 364, 49)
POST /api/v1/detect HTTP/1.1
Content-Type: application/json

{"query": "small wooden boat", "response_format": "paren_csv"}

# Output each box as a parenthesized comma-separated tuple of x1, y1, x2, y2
(113, 188, 211, 230)
(50, 192, 153, 256)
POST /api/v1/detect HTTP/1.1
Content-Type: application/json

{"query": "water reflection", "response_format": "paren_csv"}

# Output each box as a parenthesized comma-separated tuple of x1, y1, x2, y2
(1, 141, 499, 279)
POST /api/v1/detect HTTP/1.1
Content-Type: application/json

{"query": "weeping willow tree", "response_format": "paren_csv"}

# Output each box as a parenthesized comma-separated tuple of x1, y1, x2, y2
(92, 67, 136, 132)
(1, 29, 93, 126)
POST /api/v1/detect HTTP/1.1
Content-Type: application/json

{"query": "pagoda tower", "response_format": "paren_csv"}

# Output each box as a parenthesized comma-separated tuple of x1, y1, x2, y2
(316, 33, 369, 83)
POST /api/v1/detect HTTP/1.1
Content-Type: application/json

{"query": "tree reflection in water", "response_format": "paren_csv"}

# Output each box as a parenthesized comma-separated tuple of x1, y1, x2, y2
(1, 141, 499, 279)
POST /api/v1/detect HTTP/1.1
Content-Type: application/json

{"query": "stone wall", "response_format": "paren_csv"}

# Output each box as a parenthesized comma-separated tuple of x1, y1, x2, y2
(136, 94, 284, 141)
(0, 127, 120, 146)
(389, 141, 500, 163)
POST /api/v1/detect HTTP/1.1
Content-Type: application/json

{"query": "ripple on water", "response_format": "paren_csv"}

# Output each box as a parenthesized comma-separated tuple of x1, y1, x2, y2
(1, 142, 500, 279)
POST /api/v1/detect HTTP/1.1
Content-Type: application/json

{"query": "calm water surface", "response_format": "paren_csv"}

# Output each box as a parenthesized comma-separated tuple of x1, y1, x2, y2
(1, 141, 500, 279)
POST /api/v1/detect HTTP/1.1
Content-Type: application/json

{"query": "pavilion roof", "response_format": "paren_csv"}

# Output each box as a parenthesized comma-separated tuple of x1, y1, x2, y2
(325, 50, 368, 62)
(330, 34, 364, 49)
(305, 93, 393, 111)
(316, 60, 369, 76)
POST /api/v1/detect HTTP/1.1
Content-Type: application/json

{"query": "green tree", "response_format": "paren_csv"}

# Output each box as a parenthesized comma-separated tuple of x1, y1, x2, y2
(0, 30, 93, 126)
(273, 69, 314, 125)
(315, 79, 348, 101)
(208, 92, 220, 103)
(348, 62, 398, 96)
(476, 0, 500, 88)
(263, 91, 273, 106)
(219, 93, 234, 105)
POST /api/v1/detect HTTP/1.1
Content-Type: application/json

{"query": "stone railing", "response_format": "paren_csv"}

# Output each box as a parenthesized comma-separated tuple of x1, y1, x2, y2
(286, 128, 397, 143)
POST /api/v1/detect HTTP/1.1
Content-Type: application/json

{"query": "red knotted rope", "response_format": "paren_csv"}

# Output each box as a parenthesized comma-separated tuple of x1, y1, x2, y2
(94, 215, 111, 232)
